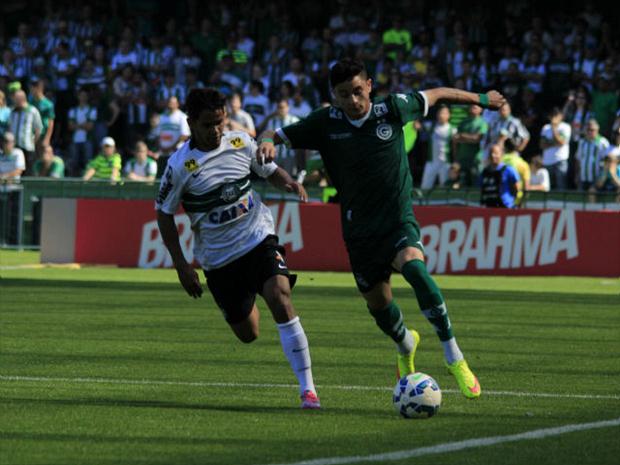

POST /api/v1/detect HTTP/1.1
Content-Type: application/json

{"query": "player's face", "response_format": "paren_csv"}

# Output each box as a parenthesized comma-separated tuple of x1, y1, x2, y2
(189, 108, 226, 151)
(332, 75, 372, 120)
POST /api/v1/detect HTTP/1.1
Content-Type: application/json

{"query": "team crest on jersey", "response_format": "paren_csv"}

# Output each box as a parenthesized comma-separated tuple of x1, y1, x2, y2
(229, 137, 245, 149)
(329, 107, 343, 119)
(373, 103, 388, 117)
(184, 159, 198, 172)
(220, 183, 241, 202)
(376, 123, 393, 140)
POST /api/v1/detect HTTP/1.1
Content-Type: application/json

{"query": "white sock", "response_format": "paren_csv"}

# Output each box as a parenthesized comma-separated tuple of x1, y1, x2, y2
(442, 337, 464, 365)
(277, 316, 316, 395)
(397, 328, 415, 355)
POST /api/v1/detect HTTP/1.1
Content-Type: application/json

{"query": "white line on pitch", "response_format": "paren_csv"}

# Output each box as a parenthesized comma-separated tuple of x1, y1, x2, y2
(1, 375, 619, 401)
(262, 417, 620, 465)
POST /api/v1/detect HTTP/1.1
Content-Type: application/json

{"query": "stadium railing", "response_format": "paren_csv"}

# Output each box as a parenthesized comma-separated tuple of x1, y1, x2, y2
(0, 178, 618, 249)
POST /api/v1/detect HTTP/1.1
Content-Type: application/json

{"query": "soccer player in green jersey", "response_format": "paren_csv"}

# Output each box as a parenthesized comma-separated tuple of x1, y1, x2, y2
(257, 58, 506, 399)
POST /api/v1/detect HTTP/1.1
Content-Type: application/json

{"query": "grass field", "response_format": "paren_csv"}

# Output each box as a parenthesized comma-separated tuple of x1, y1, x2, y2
(1, 250, 619, 465)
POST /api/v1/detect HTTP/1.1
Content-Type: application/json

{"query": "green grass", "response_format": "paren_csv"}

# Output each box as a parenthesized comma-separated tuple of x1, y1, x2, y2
(1, 250, 619, 465)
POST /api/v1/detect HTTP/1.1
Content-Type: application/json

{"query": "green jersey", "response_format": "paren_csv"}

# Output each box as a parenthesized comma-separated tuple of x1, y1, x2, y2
(279, 92, 427, 243)
(33, 156, 65, 178)
(456, 116, 488, 165)
(29, 96, 55, 140)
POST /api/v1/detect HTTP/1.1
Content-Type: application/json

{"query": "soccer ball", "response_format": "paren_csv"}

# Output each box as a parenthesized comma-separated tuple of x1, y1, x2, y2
(392, 372, 442, 419)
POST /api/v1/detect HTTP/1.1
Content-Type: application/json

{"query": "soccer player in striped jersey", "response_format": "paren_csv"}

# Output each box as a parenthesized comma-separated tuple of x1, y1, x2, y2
(156, 88, 320, 409)
(258, 58, 506, 399)
(574, 119, 610, 191)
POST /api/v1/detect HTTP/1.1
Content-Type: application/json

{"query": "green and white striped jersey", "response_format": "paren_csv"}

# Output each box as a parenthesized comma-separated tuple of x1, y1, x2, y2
(576, 135, 609, 183)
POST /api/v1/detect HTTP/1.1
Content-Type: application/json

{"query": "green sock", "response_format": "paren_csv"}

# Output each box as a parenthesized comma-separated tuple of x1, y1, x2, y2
(368, 300, 408, 344)
(401, 259, 454, 341)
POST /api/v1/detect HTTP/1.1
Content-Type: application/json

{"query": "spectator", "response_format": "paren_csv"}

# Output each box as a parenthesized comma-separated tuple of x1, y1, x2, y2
(257, 98, 303, 177)
(156, 71, 186, 111)
(591, 75, 619, 138)
(67, 88, 97, 176)
(289, 89, 313, 119)
(528, 155, 550, 192)
(28, 77, 55, 148)
(0, 49, 25, 81)
(544, 42, 572, 107)
(155, 96, 190, 176)
(382, 17, 412, 61)
(33, 144, 64, 178)
(574, 119, 610, 191)
(227, 93, 256, 137)
(243, 80, 271, 128)
(0, 132, 26, 181)
(145, 112, 161, 158)
(480, 144, 520, 208)
(453, 104, 488, 187)
(124, 141, 157, 182)
(563, 86, 593, 150)
(49, 41, 77, 140)
(501, 138, 531, 205)
(522, 50, 546, 95)
(421, 105, 456, 190)
(8, 90, 42, 175)
(83, 137, 121, 181)
(540, 107, 572, 190)
(110, 39, 140, 73)
(485, 102, 530, 156)
(0, 90, 10, 136)
(589, 153, 620, 202)
(174, 42, 202, 86)
(76, 57, 106, 89)
(513, 87, 544, 159)
(282, 57, 308, 89)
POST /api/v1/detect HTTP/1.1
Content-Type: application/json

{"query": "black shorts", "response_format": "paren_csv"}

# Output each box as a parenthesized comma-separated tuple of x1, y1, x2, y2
(204, 235, 296, 324)
(347, 222, 424, 294)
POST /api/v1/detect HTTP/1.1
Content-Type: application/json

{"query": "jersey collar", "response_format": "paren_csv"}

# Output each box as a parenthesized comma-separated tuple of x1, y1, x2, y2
(344, 104, 373, 128)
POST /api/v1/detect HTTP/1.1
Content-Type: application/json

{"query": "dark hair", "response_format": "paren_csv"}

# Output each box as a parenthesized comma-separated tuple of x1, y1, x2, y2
(250, 79, 264, 94)
(549, 106, 563, 118)
(329, 58, 367, 88)
(185, 88, 227, 120)
(504, 138, 517, 152)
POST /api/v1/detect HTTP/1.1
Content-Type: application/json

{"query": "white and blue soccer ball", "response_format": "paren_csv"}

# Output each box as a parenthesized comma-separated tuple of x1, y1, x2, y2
(393, 372, 442, 419)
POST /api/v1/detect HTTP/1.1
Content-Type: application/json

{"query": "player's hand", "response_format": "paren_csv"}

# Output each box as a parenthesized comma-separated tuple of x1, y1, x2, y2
(175, 263, 203, 298)
(285, 181, 308, 202)
(257, 140, 276, 165)
(486, 91, 507, 110)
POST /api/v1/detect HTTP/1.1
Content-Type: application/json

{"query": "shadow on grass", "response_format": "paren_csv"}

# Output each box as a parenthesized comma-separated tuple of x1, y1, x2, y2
(2, 278, 618, 306)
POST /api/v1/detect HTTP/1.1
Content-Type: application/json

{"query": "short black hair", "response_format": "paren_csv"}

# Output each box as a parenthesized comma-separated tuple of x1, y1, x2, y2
(329, 58, 368, 88)
(186, 88, 227, 120)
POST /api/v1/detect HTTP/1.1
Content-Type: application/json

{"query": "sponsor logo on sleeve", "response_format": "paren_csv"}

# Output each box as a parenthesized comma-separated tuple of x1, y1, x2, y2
(230, 137, 245, 149)
(396, 93, 409, 103)
(373, 103, 388, 117)
(184, 159, 198, 172)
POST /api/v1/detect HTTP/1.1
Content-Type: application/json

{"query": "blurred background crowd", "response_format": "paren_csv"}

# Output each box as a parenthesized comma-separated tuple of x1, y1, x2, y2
(0, 0, 618, 199)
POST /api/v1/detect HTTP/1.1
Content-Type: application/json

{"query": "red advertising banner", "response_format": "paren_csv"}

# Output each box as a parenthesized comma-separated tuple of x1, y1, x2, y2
(71, 199, 620, 276)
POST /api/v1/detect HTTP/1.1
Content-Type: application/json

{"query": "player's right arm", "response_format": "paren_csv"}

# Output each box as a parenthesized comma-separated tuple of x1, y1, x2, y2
(257, 109, 325, 164)
(156, 210, 202, 299)
(155, 164, 202, 299)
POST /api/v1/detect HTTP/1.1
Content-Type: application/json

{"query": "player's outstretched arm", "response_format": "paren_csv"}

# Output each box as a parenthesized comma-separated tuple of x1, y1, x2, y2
(267, 166, 308, 202)
(256, 130, 285, 165)
(423, 88, 506, 110)
(156, 210, 203, 299)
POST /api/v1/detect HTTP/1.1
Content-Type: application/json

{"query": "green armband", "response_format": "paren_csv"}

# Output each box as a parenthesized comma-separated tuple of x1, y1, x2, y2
(260, 137, 274, 144)
(478, 93, 489, 108)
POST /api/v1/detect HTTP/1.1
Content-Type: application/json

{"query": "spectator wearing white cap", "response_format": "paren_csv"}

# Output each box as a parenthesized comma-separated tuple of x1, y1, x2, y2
(83, 137, 121, 181)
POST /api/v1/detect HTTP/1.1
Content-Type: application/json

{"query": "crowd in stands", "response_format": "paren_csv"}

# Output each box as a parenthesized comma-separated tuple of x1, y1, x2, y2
(0, 0, 618, 203)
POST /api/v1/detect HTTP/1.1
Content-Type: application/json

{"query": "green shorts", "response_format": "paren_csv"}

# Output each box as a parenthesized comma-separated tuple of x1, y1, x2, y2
(346, 222, 423, 293)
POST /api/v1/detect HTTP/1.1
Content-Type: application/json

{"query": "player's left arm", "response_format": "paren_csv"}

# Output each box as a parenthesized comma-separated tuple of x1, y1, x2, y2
(423, 88, 506, 111)
(267, 166, 308, 202)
